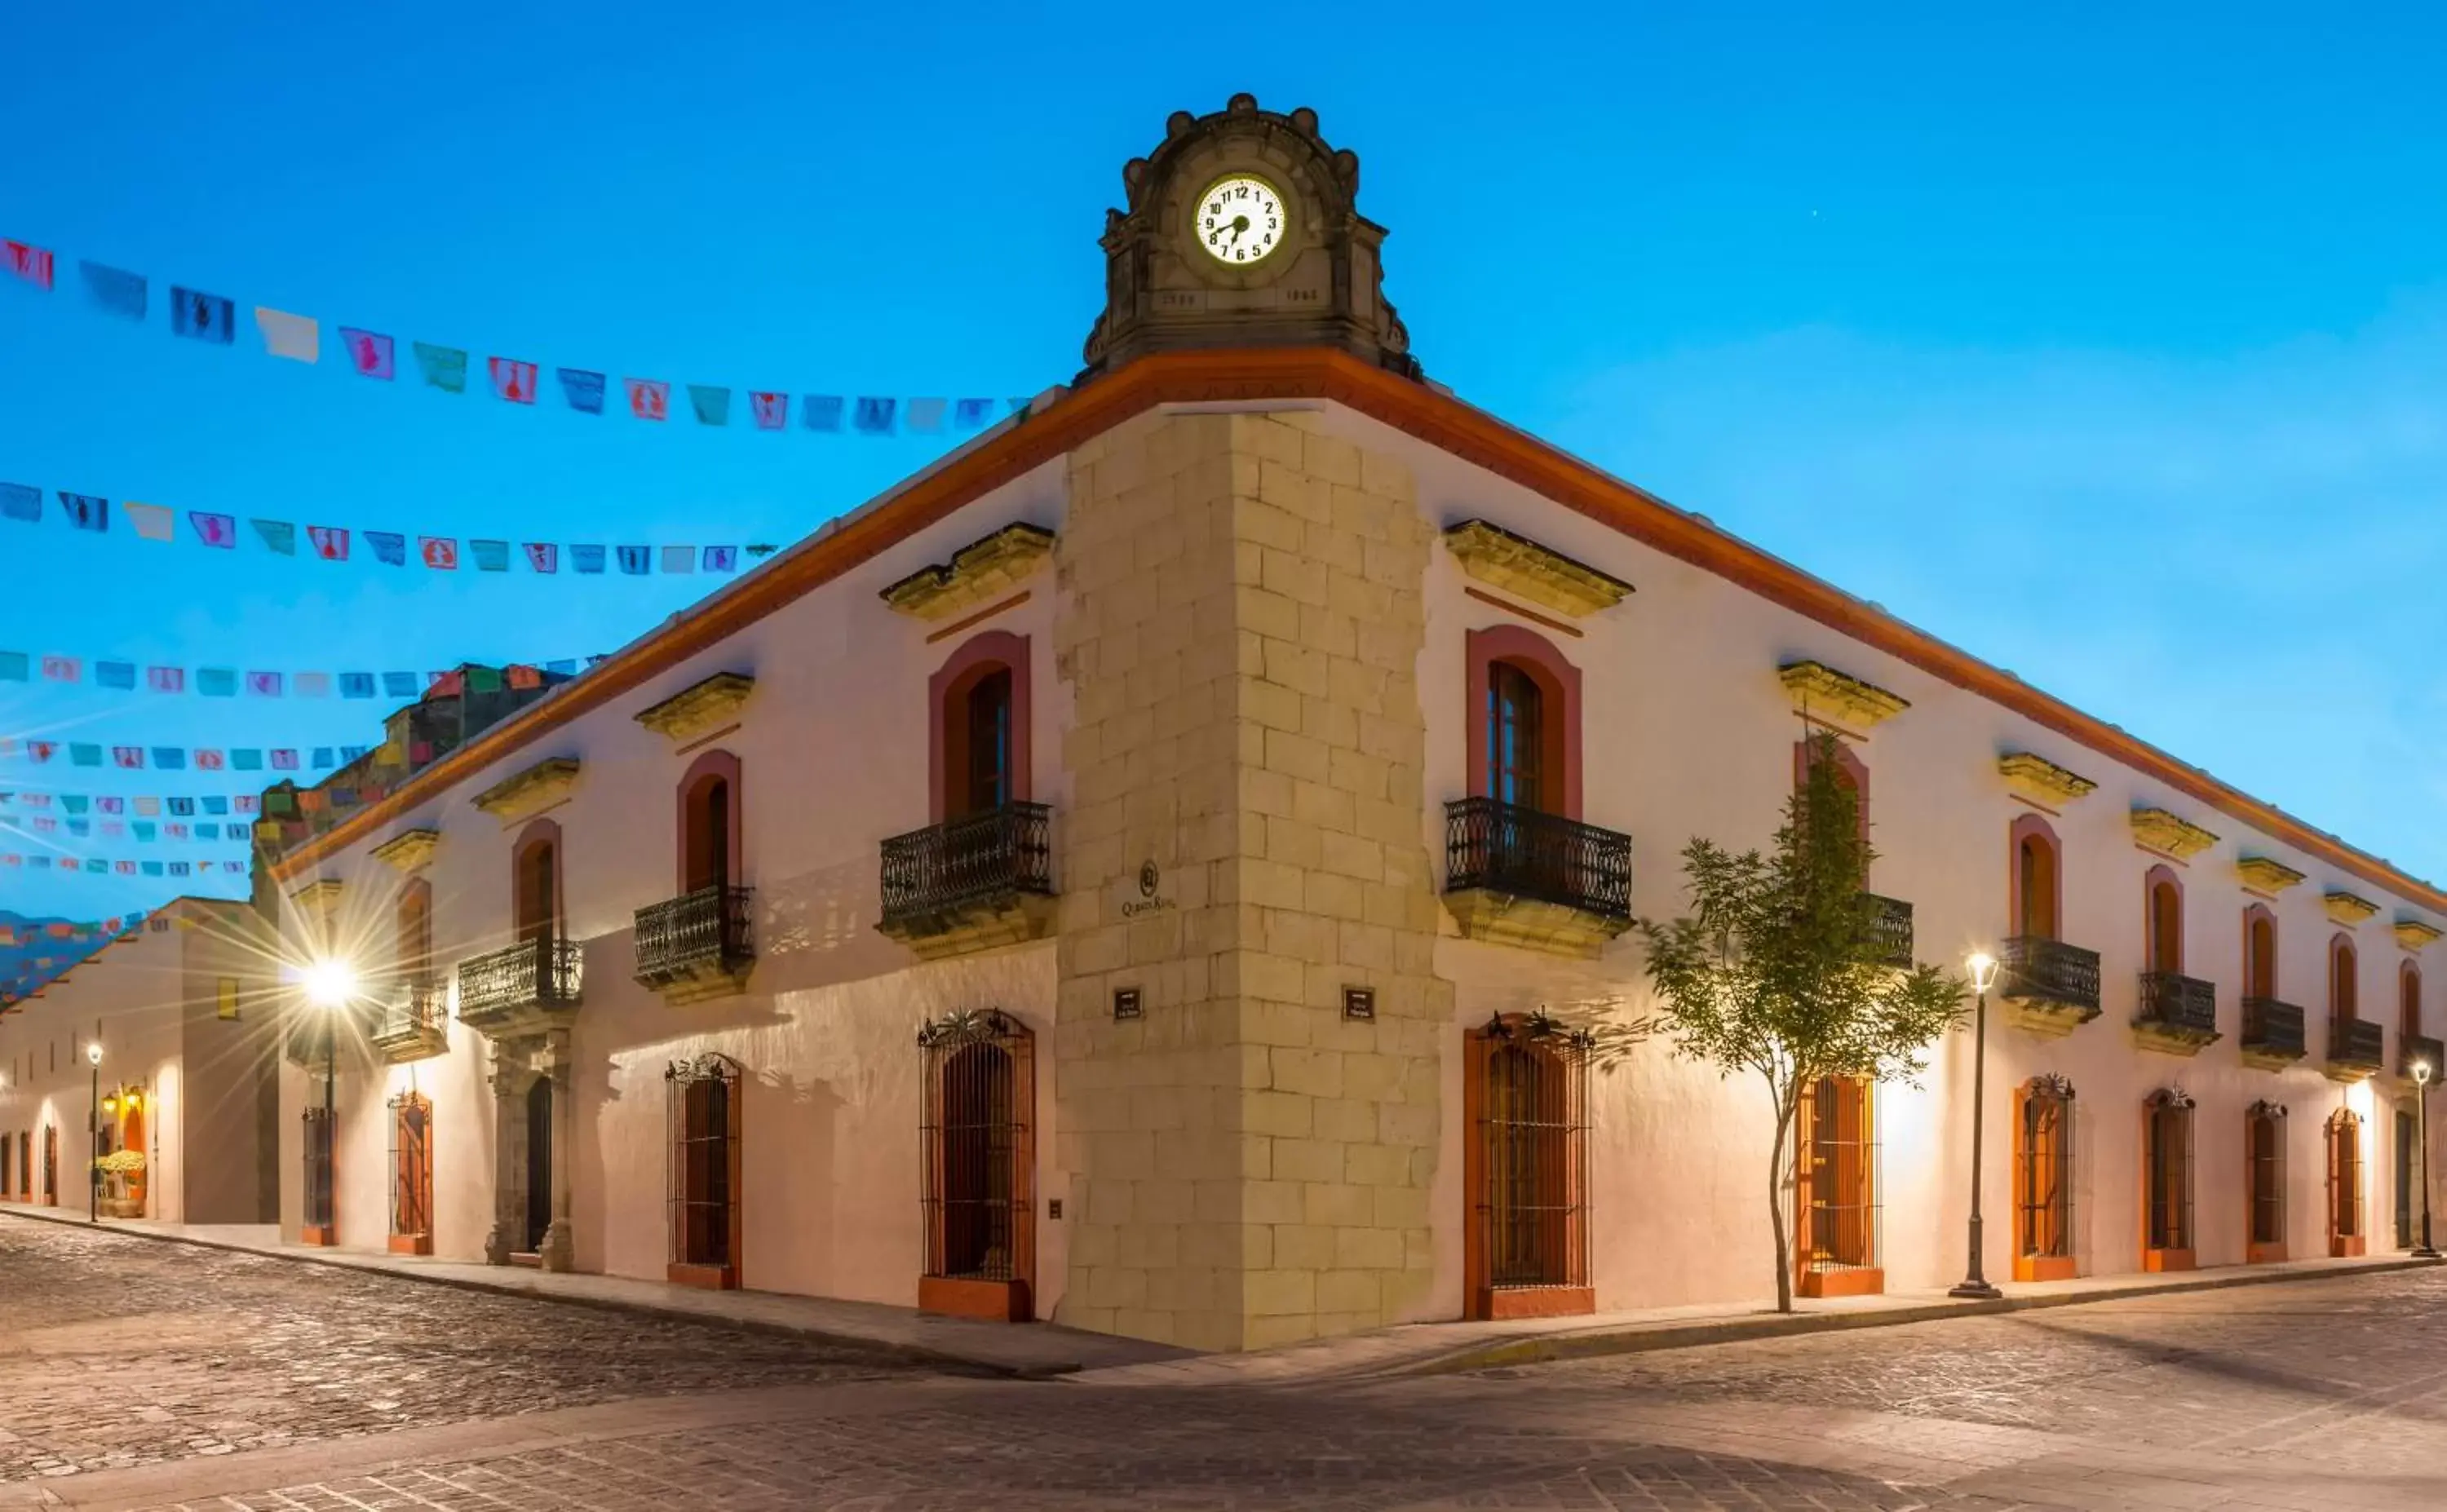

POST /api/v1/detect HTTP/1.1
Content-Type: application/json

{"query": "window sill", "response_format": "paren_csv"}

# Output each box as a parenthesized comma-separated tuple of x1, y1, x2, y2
(2330, 1235, 2368, 1258)
(2246, 1241, 2288, 1264)
(669, 1261, 740, 1291)
(1473, 1285, 1595, 1321)
(2142, 1247, 2195, 1272)
(918, 1275, 1032, 1323)
(388, 1232, 433, 1256)
(299, 1224, 336, 1247)
(1798, 1267, 1883, 1299)
(2013, 1254, 2077, 1283)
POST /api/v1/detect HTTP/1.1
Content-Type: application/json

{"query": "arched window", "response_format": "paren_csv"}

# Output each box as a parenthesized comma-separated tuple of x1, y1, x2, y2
(678, 750, 742, 895)
(511, 819, 562, 945)
(1796, 1075, 1880, 1297)
(930, 631, 1031, 823)
(2331, 935, 2359, 1020)
(917, 1010, 1035, 1321)
(2401, 962, 2423, 1049)
(2144, 866, 2184, 975)
(1465, 626, 1582, 819)
(1794, 736, 1872, 863)
(388, 1092, 433, 1256)
(2242, 904, 2277, 1000)
(2246, 1101, 2287, 1262)
(2326, 1108, 2365, 1257)
(2012, 1076, 2076, 1281)
(2143, 1090, 2195, 1270)
(397, 878, 433, 984)
(2010, 816, 2061, 940)
(1463, 1013, 1593, 1319)
(666, 1052, 742, 1289)
(42, 1125, 55, 1205)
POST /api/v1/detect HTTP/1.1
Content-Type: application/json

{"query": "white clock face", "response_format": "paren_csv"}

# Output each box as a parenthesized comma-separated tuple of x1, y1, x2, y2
(1196, 176, 1285, 265)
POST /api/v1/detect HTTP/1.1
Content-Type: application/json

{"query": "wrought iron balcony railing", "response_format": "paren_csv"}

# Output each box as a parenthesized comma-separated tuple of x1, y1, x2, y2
(371, 979, 447, 1046)
(2137, 971, 2218, 1037)
(1999, 935, 2101, 1011)
(1866, 894, 1914, 967)
(1443, 797, 1632, 922)
(455, 937, 583, 1028)
(634, 885, 754, 987)
(2329, 1015, 2385, 1071)
(879, 802, 1054, 932)
(2241, 997, 2307, 1059)
(2401, 1032, 2446, 1081)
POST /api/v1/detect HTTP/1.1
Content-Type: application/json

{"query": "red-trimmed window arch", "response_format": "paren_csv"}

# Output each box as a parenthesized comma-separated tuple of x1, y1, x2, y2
(2401, 960, 2423, 1046)
(2009, 814, 2062, 939)
(930, 630, 1031, 823)
(2330, 933, 2360, 1021)
(511, 818, 563, 944)
(2144, 864, 2184, 974)
(2242, 904, 2277, 999)
(1794, 736, 1871, 860)
(397, 877, 433, 982)
(677, 749, 742, 894)
(1466, 626, 1582, 819)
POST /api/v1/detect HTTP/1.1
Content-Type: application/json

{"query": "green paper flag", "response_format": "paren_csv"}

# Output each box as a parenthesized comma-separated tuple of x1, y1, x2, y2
(413, 342, 469, 393)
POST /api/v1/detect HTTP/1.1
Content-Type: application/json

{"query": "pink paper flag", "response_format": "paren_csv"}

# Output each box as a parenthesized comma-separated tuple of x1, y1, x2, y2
(146, 666, 184, 693)
(489, 357, 539, 404)
(3, 241, 54, 290)
(625, 378, 669, 421)
(190, 511, 238, 548)
(750, 391, 788, 430)
(339, 328, 395, 380)
(112, 746, 144, 769)
(195, 749, 224, 770)
(308, 525, 349, 561)
(40, 655, 80, 683)
(270, 749, 299, 771)
(419, 537, 458, 570)
(524, 542, 559, 573)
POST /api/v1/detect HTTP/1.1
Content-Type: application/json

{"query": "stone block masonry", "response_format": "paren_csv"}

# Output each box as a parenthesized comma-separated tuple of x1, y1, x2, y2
(1054, 409, 1449, 1352)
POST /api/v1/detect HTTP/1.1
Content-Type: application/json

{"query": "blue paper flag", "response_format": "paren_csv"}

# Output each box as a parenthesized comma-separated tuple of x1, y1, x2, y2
(253, 519, 296, 555)
(169, 861, 189, 877)
(471, 539, 511, 572)
(559, 368, 606, 413)
(0, 652, 25, 681)
(616, 545, 651, 575)
(382, 670, 418, 697)
(95, 661, 136, 690)
(365, 530, 407, 565)
(854, 397, 896, 435)
(57, 492, 108, 531)
(79, 261, 147, 321)
(571, 545, 606, 574)
(202, 796, 228, 816)
(69, 743, 100, 767)
(955, 397, 994, 428)
(687, 384, 732, 426)
(230, 749, 262, 771)
(154, 747, 186, 771)
(171, 287, 235, 343)
(702, 546, 738, 573)
(312, 748, 335, 769)
(197, 667, 237, 697)
(543, 658, 576, 674)
(197, 823, 219, 839)
(340, 672, 375, 699)
(803, 395, 844, 432)
(1, 482, 41, 523)
(341, 745, 369, 762)
(141, 861, 162, 877)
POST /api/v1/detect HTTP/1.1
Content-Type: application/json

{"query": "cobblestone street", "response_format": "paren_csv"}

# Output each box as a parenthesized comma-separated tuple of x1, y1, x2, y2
(4, 1219, 2444, 1510)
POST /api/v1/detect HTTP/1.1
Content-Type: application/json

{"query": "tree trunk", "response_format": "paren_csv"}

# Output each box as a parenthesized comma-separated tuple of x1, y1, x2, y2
(1767, 1074, 1797, 1314)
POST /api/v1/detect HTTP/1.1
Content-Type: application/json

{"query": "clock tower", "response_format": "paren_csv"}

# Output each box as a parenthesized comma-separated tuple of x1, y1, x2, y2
(1079, 94, 1420, 382)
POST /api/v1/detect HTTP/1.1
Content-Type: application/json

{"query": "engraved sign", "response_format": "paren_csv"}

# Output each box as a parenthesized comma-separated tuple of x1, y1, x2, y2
(1121, 860, 1176, 918)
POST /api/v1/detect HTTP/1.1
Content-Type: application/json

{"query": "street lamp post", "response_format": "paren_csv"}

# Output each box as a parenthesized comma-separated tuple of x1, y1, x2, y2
(2415, 1060, 2439, 1260)
(1950, 951, 2002, 1300)
(84, 1041, 102, 1224)
(303, 960, 356, 1243)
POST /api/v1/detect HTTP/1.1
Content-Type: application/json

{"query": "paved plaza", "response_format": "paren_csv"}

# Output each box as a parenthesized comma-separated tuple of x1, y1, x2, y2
(2, 1219, 2442, 1510)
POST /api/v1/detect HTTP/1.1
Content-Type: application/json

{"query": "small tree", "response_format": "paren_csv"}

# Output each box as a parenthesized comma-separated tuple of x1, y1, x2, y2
(1637, 731, 1966, 1313)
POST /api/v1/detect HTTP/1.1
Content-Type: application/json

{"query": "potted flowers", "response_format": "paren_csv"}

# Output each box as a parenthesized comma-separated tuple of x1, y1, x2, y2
(94, 1149, 146, 1218)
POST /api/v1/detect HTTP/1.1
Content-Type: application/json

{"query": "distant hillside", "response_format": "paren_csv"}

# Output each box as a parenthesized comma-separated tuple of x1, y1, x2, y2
(0, 909, 145, 1006)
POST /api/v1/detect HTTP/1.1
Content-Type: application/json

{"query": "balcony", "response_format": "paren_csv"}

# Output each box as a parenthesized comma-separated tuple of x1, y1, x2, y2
(2239, 997, 2308, 1070)
(634, 886, 755, 1004)
(876, 802, 1055, 961)
(1866, 895, 1914, 968)
(2134, 970, 2219, 1055)
(455, 937, 583, 1037)
(1998, 935, 2102, 1038)
(2325, 1016, 2385, 1083)
(369, 979, 449, 1063)
(1441, 797, 1632, 960)
(2401, 1032, 2446, 1084)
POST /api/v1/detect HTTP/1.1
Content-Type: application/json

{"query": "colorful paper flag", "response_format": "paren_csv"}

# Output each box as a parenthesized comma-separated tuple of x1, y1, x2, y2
(3, 240, 55, 290)
(254, 307, 320, 363)
(382, 671, 418, 697)
(147, 665, 184, 693)
(688, 385, 731, 426)
(413, 342, 468, 392)
(246, 670, 283, 696)
(339, 328, 396, 379)
(703, 546, 738, 573)
(854, 396, 896, 434)
(190, 511, 238, 548)
(41, 655, 79, 683)
(58, 492, 107, 531)
(366, 530, 406, 566)
(171, 286, 235, 343)
(153, 747, 186, 771)
(489, 356, 538, 404)
(617, 545, 650, 575)
(78, 261, 145, 320)
(803, 396, 844, 432)
(294, 672, 331, 698)
(113, 746, 144, 769)
(0, 652, 25, 680)
(197, 668, 237, 697)
(125, 502, 175, 541)
(196, 749, 225, 770)
(471, 539, 510, 572)
(559, 368, 606, 413)
(955, 398, 994, 428)
(95, 661, 135, 690)
(270, 749, 299, 771)
(626, 378, 669, 421)
(419, 537, 458, 570)
(662, 546, 695, 574)
(750, 391, 788, 430)
(523, 542, 558, 573)
(2, 482, 40, 522)
(307, 525, 348, 561)
(254, 519, 297, 555)
(339, 672, 375, 699)
(571, 544, 605, 573)
(229, 749, 261, 771)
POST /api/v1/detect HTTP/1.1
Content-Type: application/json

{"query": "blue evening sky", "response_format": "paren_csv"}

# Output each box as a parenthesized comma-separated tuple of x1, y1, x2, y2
(3, 2, 2442, 922)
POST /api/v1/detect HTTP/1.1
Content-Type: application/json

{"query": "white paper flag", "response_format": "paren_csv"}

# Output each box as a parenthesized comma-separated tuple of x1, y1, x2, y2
(254, 306, 321, 364)
(123, 502, 175, 542)
(661, 546, 696, 575)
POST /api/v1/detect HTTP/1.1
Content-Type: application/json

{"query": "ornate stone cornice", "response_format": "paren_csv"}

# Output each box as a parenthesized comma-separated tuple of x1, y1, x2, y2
(2394, 919, 2443, 952)
(634, 672, 755, 745)
(880, 523, 1055, 621)
(370, 829, 440, 874)
(2131, 807, 2219, 860)
(1440, 519, 1632, 618)
(471, 757, 580, 824)
(2235, 855, 2307, 895)
(288, 879, 343, 917)
(1998, 752, 2096, 807)
(1778, 661, 1909, 730)
(2324, 891, 2380, 926)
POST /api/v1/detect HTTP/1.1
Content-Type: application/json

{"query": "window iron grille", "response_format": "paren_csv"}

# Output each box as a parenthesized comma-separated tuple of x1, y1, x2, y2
(2016, 1075, 2076, 1267)
(635, 886, 755, 986)
(1466, 1012, 1592, 1306)
(666, 1052, 743, 1276)
(302, 1106, 334, 1231)
(881, 802, 1054, 930)
(1794, 1076, 1878, 1284)
(917, 1010, 1034, 1290)
(388, 1092, 432, 1246)
(2144, 1088, 2195, 1254)
(2247, 1101, 2288, 1249)
(2327, 1015, 2384, 1070)
(1443, 797, 1631, 921)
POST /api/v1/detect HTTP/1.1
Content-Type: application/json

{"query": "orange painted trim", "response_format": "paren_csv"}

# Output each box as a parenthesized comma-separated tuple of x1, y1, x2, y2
(1461, 586, 1585, 639)
(918, 1275, 1032, 1322)
(1477, 1285, 1595, 1320)
(299, 1224, 335, 1247)
(2141, 1247, 2197, 1272)
(1797, 1267, 1884, 1298)
(387, 1233, 432, 1256)
(2014, 1254, 2078, 1283)
(267, 346, 2447, 915)
(2246, 1241, 2288, 1265)
(666, 1262, 739, 1290)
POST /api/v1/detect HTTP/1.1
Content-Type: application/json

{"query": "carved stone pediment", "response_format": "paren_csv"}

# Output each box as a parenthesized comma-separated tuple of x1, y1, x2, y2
(471, 758, 580, 825)
(1998, 753, 2096, 807)
(1779, 661, 1909, 730)
(372, 829, 440, 873)
(634, 672, 755, 744)
(1079, 94, 1418, 382)
(2131, 807, 2219, 860)
(2395, 919, 2442, 951)
(1442, 520, 1632, 617)
(2324, 890, 2380, 926)
(2235, 855, 2305, 894)
(880, 524, 1055, 621)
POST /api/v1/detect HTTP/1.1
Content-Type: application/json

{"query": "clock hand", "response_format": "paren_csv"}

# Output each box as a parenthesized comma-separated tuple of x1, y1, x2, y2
(1229, 215, 1250, 241)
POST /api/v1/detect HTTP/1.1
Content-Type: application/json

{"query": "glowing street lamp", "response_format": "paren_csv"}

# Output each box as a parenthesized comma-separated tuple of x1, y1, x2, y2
(84, 1041, 102, 1224)
(303, 959, 355, 1244)
(1949, 950, 2002, 1299)
(2415, 1059, 2439, 1261)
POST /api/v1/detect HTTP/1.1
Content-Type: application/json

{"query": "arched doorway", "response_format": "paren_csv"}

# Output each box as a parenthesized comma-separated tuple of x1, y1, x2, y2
(2246, 1101, 2287, 1262)
(390, 1093, 433, 1256)
(1796, 1074, 1880, 1296)
(666, 1053, 742, 1289)
(1463, 1013, 1593, 1319)
(2142, 1090, 2195, 1271)
(2327, 1108, 2365, 1257)
(2012, 1076, 2076, 1280)
(917, 1010, 1034, 1321)
(523, 1077, 553, 1258)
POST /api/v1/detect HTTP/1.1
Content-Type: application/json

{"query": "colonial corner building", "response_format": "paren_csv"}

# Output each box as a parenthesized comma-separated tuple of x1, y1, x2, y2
(9, 95, 2443, 1351)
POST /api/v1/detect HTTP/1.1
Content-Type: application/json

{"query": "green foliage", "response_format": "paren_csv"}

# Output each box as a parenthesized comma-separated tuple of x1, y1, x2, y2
(1635, 730, 1967, 1309)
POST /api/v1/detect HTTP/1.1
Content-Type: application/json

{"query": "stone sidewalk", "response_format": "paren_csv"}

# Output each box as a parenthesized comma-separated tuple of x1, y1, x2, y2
(9, 1200, 2435, 1391)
